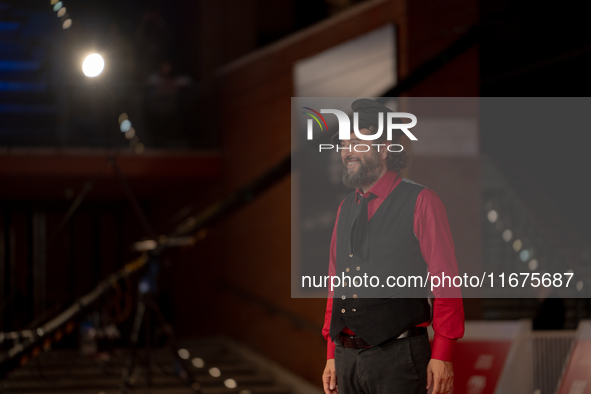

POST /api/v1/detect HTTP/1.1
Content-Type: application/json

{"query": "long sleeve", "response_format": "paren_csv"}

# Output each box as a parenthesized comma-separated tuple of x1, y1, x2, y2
(322, 201, 344, 360)
(414, 188, 465, 362)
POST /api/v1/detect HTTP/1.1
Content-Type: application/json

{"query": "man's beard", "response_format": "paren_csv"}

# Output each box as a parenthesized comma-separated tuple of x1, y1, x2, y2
(342, 151, 382, 190)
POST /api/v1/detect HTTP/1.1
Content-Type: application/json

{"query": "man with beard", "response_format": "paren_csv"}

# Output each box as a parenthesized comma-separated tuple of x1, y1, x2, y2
(321, 99, 464, 394)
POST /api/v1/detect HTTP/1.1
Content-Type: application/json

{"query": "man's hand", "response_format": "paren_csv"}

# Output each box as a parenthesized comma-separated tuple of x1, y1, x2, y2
(426, 359, 454, 394)
(322, 359, 338, 394)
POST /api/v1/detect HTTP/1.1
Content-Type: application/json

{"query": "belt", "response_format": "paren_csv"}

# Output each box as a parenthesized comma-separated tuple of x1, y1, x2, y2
(338, 327, 427, 349)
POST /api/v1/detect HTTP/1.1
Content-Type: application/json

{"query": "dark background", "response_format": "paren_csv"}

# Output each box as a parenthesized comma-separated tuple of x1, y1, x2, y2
(1, 0, 590, 388)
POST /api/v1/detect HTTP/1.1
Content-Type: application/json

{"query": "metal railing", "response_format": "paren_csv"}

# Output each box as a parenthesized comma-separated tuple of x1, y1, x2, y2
(481, 155, 591, 326)
(531, 330, 576, 394)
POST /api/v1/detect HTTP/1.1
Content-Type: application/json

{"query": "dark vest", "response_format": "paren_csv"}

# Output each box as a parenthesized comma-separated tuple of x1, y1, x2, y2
(329, 178, 431, 346)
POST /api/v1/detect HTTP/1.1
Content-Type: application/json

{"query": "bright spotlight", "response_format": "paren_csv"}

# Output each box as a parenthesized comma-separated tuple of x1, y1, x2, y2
(502, 229, 513, 242)
(192, 358, 204, 368)
(512, 239, 522, 252)
(224, 379, 237, 389)
(178, 348, 190, 360)
(528, 259, 538, 271)
(209, 367, 221, 377)
(487, 210, 498, 223)
(82, 54, 105, 77)
(120, 119, 132, 132)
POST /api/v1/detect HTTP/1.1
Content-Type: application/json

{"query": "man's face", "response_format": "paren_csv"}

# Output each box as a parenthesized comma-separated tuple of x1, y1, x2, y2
(340, 129, 386, 190)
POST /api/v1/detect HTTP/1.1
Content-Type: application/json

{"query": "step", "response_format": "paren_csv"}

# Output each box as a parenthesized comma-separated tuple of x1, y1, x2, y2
(10, 9, 56, 18)
(0, 89, 53, 104)
(0, 59, 40, 71)
(0, 44, 47, 62)
(0, 338, 299, 394)
(0, 39, 29, 58)
(17, 353, 244, 369)
(0, 386, 291, 394)
(1, 372, 277, 391)
(0, 103, 57, 113)
(20, 22, 57, 39)
(0, 20, 18, 39)
(0, 80, 47, 92)
(0, 20, 19, 31)
(11, 363, 258, 379)
(0, 121, 59, 146)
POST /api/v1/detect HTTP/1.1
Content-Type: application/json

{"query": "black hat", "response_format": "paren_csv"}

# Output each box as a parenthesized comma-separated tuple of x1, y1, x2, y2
(331, 98, 400, 144)
(350, 98, 397, 131)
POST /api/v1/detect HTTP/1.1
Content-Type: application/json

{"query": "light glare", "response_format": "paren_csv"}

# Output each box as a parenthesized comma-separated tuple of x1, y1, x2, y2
(224, 379, 237, 389)
(487, 210, 498, 223)
(528, 259, 538, 271)
(120, 119, 132, 132)
(178, 348, 190, 360)
(82, 54, 105, 77)
(192, 358, 204, 368)
(512, 239, 522, 252)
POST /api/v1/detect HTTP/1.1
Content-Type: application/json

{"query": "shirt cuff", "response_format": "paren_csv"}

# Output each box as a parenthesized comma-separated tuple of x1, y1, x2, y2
(327, 339, 336, 359)
(431, 335, 456, 362)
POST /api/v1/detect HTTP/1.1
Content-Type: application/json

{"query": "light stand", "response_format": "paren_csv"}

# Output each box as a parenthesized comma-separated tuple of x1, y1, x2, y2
(120, 251, 201, 393)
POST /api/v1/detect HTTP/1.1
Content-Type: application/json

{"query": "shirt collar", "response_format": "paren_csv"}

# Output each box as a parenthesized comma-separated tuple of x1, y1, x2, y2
(355, 170, 399, 201)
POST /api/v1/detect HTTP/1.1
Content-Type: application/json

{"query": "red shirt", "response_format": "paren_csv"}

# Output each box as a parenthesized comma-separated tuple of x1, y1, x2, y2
(322, 170, 465, 361)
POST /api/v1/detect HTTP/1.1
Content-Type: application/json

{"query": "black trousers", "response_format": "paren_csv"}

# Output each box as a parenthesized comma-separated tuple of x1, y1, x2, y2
(334, 333, 431, 394)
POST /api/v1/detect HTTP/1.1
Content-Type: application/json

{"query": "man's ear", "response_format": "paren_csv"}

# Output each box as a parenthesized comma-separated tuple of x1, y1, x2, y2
(380, 146, 388, 161)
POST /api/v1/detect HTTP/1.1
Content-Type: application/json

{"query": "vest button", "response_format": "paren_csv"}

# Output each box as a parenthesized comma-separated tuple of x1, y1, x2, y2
(341, 295, 346, 300)
(341, 309, 346, 313)
(349, 253, 354, 257)
(353, 294, 358, 299)
(345, 268, 350, 272)
(356, 266, 361, 271)
(352, 308, 357, 313)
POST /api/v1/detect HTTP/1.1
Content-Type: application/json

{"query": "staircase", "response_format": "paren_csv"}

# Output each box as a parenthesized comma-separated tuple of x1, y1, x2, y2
(0, 337, 313, 394)
(0, 0, 59, 147)
(481, 155, 591, 328)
